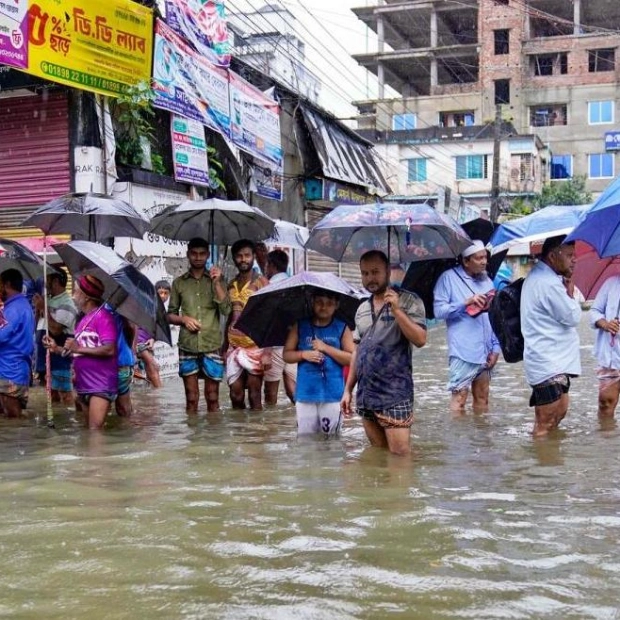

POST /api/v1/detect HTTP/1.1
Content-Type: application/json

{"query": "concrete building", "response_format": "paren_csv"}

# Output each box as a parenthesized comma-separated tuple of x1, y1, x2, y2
(351, 0, 620, 205)
(228, 4, 321, 103)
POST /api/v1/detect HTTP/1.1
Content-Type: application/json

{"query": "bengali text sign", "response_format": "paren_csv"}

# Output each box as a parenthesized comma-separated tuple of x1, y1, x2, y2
(0, 0, 28, 68)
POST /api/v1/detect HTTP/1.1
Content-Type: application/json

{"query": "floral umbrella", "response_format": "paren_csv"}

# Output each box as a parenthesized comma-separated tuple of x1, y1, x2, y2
(305, 202, 471, 263)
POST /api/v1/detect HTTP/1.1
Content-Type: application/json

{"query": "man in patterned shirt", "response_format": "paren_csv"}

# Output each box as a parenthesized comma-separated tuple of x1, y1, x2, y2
(225, 239, 271, 410)
(341, 250, 427, 456)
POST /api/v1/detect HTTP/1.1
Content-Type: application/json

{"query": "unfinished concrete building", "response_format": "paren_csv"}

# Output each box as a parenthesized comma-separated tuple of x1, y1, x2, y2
(352, 0, 620, 206)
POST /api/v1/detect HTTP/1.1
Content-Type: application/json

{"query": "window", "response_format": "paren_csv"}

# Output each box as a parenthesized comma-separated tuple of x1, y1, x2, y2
(519, 154, 533, 181)
(550, 155, 572, 180)
(589, 48, 615, 72)
(439, 111, 475, 127)
(531, 53, 567, 76)
(494, 79, 510, 104)
(494, 0, 509, 4)
(589, 153, 614, 179)
(392, 113, 416, 131)
(529, 104, 567, 127)
(456, 155, 488, 180)
(494, 29, 509, 55)
(407, 158, 427, 182)
(589, 101, 614, 124)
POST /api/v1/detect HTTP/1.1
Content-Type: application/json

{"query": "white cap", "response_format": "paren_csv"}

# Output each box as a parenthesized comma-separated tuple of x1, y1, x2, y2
(462, 239, 486, 258)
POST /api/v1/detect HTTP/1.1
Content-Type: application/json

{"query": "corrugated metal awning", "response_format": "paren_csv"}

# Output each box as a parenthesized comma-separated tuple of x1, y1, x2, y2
(300, 105, 390, 197)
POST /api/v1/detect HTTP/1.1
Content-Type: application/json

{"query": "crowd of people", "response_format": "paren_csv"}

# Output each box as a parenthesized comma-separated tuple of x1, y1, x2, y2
(1, 233, 619, 454)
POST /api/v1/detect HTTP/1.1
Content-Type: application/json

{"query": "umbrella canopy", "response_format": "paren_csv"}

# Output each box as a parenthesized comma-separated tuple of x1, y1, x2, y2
(149, 198, 275, 244)
(398, 217, 504, 320)
(0, 237, 53, 281)
(305, 202, 472, 263)
(22, 193, 150, 240)
(53, 241, 171, 345)
(265, 220, 309, 250)
(573, 241, 620, 301)
(234, 270, 364, 347)
(488, 204, 591, 254)
(565, 175, 620, 257)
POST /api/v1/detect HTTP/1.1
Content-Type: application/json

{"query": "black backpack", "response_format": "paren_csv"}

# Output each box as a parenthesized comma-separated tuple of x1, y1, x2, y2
(488, 278, 524, 363)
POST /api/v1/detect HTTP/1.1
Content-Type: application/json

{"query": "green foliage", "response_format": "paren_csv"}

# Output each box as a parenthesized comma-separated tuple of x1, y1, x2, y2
(150, 153, 167, 176)
(531, 176, 592, 210)
(111, 81, 158, 170)
(507, 197, 534, 216)
(207, 145, 226, 192)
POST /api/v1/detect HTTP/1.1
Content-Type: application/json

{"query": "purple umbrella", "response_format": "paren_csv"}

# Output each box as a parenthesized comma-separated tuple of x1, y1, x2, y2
(305, 202, 471, 263)
(235, 270, 364, 347)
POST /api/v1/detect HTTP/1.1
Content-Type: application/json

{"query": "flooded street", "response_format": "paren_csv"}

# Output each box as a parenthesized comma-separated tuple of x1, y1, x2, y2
(2, 317, 620, 619)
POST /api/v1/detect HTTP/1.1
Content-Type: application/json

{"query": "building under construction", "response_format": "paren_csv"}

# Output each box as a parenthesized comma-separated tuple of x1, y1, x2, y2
(352, 0, 620, 207)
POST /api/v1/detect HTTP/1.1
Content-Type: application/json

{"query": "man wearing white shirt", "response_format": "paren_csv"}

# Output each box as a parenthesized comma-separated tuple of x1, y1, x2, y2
(263, 250, 296, 404)
(521, 235, 582, 437)
(589, 275, 620, 418)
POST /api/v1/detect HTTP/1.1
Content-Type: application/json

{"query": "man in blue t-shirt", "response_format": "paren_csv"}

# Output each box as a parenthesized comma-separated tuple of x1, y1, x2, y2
(0, 269, 35, 417)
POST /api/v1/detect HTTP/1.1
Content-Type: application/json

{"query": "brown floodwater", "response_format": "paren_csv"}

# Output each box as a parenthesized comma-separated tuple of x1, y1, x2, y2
(1, 317, 619, 619)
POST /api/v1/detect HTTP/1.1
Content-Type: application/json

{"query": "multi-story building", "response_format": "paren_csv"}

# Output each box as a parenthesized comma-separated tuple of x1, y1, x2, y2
(351, 0, 620, 208)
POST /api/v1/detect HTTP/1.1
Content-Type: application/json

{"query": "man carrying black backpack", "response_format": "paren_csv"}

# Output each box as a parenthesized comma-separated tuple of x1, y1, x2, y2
(521, 235, 581, 437)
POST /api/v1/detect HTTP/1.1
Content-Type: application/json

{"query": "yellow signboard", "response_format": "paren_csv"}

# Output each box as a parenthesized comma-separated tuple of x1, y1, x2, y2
(25, 0, 153, 97)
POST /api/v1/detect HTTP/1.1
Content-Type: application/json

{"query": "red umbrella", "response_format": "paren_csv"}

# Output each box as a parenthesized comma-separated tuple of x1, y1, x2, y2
(573, 241, 620, 301)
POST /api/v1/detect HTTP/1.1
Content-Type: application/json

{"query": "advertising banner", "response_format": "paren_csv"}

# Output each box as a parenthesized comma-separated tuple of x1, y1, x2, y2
(25, 0, 153, 96)
(251, 160, 283, 202)
(152, 19, 230, 138)
(164, 0, 230, 68)
(0, 0, 28, 69)
(229, 71, 283, 168)
(171, 114, 210, 187)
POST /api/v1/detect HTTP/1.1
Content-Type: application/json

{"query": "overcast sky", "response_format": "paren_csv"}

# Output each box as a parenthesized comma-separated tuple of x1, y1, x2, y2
(226, 0, 395, 119)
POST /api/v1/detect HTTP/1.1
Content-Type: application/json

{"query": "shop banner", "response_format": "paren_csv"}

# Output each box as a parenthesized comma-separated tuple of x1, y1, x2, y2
(164, 0, 230, 68)
(251, 160, 283, 202)
(229, 71, 283, 168)
(0, 0, 28, 69)
(25, 0, 153, 96)
(171, 114, 210, 187)
(153, 19, 230, 138)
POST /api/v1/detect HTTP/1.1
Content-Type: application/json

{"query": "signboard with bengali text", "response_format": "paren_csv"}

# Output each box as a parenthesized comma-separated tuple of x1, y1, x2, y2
(152, 19, 230, 137)
(24, 0, 153, 96)
(0, 0, 28, 69)
(171, 114, 210, 187)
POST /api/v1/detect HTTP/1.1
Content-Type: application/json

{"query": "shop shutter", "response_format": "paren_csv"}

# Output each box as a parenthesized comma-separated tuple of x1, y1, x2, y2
(0, 91, 71, 209)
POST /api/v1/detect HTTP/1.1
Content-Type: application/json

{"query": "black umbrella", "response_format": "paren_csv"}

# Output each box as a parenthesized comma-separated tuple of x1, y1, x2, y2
(23, 193, 150, 240)
(401, 219, 506, 319)
(53, 240, 171, 345)
(235, 271, 363, 347)
(0, 237, 53, 281)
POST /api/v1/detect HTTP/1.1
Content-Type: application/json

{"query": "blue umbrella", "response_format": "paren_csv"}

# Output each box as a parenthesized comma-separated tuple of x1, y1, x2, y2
(305, 202, 471, 263)
(488, 204, 591, 254)
(565, 175, 620, 256)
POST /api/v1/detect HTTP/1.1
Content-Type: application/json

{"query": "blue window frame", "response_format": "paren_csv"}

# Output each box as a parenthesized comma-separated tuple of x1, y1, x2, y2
(392, 113, 417, 131)
(588, 100, 614, 124)
(589, 153, 614, 178)
(550, 155, 572, 179)
(455, 155, 487, 179)
(407, 158, 427, 182)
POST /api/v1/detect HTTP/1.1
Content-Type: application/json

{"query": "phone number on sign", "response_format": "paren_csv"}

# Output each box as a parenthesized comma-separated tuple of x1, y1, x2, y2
(40, 62, 128, 95)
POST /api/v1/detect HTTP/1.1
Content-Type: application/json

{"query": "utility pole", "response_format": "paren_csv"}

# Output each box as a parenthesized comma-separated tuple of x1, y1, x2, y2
(490, 104, 502, 223)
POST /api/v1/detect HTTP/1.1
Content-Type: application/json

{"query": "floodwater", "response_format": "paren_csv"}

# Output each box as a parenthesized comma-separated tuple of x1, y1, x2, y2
(2, 317, 620, 619)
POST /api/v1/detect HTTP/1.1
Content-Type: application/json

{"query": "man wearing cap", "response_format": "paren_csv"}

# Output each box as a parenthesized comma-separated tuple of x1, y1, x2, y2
(46, 274, 118, 429)
(167, 238, 231, 413)
(0, 269, 35, 417)
(522, 235, 581, 436)
(433, 239, 501, 413)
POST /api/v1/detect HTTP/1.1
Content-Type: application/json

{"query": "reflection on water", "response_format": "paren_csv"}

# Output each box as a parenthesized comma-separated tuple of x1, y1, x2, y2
(1, 318, 620, 619)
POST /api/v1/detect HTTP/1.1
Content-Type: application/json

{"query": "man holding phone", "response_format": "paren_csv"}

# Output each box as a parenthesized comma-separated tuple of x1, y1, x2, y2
(433, 239, 501, 413)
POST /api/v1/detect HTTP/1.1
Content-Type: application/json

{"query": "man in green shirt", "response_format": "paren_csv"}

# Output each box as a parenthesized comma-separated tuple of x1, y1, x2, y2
(167, 237, 231, 413)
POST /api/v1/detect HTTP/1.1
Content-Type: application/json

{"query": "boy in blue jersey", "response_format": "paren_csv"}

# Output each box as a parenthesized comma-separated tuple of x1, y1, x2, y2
(283, 292, 354, 435)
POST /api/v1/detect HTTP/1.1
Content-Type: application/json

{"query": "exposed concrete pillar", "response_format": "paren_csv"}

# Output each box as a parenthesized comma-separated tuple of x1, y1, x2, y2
(377, 15, 384, 53)
(573, 0, 581, 35)
(430, 57, 438, 89)
(378, 62, 385, 99)
(430, 9, 438, 48)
